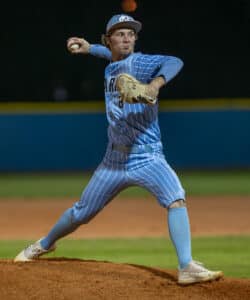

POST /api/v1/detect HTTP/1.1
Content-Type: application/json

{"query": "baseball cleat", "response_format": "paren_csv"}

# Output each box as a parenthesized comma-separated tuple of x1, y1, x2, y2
(14, 238, 56, 262)
(178, 260, 223, 285)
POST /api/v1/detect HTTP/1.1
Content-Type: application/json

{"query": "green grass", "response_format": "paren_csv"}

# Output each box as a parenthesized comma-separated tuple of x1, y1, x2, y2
(2, 236, 250, 278)
(0, 170, 249, 198)
(178, 171, 250, 196)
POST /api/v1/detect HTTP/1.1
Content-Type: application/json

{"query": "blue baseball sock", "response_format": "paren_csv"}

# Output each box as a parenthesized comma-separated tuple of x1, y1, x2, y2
(40, 208, 79, 250)
(167, 207, 192, 269)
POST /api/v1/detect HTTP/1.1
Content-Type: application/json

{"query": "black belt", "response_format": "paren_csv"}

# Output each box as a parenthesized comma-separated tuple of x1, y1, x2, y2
(111, 143, 154, 154)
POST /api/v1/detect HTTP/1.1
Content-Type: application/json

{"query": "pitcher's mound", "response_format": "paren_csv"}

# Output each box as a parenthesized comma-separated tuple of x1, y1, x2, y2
(0, 259, 249, 300)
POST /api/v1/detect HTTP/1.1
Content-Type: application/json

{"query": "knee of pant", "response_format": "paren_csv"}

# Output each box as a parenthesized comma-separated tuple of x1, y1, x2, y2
(168, 199, 186, 209)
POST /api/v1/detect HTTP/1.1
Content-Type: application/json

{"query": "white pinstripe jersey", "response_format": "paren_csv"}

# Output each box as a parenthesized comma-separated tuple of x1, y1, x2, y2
(90, 45, 183, 146)
(105, 53, 162, 145)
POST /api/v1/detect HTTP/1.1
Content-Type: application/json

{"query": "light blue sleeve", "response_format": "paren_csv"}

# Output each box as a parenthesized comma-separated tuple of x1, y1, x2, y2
(155, 56, 184, 83)
(89, 44, 112, 60)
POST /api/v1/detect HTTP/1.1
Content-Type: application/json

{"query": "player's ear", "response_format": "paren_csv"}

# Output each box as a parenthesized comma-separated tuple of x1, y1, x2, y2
(101, 34, 110, 48)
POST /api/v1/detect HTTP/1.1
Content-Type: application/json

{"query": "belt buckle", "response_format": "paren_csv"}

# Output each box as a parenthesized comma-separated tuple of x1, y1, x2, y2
(112, 143, 153, 154)
(112, 144, 130, 153)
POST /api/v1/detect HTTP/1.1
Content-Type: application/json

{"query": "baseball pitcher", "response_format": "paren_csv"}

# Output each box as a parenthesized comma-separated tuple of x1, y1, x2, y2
(15, 14, 223, 285)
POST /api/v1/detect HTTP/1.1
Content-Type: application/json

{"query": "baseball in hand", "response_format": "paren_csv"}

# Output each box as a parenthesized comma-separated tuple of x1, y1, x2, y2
(70, 44, 80, 50)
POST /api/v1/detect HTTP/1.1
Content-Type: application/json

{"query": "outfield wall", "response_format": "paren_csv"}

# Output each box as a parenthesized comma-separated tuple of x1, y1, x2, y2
(0, 100, 249, 171)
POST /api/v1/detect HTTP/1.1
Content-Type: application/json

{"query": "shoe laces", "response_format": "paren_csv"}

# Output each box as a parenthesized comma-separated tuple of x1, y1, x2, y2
(24, 243, 44, 257)
(192, 260, 204, 267)
(190, 260, 211, 273)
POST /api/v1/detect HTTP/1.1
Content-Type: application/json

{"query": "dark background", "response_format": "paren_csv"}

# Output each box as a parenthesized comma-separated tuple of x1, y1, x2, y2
(1, 0, 249, 102)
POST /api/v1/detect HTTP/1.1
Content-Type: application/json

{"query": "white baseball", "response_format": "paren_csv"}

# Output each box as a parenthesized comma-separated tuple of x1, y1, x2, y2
(70, 44, 80, 50)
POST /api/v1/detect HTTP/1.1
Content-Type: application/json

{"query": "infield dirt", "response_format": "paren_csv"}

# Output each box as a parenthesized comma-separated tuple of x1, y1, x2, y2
(0, 196, 250, 299)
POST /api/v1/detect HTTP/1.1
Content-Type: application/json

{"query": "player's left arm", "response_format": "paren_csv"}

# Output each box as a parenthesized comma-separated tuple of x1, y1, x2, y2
(154, 56, 184, 84)
(146, 76, 166, 101)
(131, 54, 183, 101)
(143, 56, 183, 100)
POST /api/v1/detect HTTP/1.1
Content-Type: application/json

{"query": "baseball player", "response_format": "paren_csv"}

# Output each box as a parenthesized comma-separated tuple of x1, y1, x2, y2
(15, 14, 223, 285)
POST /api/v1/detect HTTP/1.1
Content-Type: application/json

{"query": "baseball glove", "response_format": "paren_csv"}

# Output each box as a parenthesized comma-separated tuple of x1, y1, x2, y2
(116, 73, 157, 105)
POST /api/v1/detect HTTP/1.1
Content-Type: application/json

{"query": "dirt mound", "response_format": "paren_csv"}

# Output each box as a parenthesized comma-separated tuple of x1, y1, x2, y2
(0, 259, 249, 300)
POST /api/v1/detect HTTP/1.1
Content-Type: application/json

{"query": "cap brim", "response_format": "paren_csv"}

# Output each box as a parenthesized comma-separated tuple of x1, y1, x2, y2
(107, 20, 142, 34)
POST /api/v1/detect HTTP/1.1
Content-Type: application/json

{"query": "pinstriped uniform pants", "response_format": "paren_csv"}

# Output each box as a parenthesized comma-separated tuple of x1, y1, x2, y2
(71, 147, 185, 224)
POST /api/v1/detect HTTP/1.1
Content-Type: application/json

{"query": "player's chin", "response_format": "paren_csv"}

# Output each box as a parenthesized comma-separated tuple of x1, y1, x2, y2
(121, 49, 133, 56)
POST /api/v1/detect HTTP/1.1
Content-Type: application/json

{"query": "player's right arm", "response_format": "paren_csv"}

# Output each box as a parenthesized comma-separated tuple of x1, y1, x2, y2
(67, 37, 111, 60)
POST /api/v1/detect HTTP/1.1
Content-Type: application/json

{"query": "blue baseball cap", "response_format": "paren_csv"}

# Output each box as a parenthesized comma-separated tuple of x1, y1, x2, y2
(106, 14, 142, 35)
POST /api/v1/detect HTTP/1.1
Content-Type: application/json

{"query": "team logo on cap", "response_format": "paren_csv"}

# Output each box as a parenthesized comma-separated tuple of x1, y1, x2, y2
(119, 15, 133, 22)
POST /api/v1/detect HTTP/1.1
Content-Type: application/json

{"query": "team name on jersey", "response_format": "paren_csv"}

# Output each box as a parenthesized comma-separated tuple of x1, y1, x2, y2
(104, 77, 117, 93)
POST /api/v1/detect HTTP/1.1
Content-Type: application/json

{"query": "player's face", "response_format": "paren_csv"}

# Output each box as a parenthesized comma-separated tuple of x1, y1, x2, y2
(108, 28, 136, 61)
